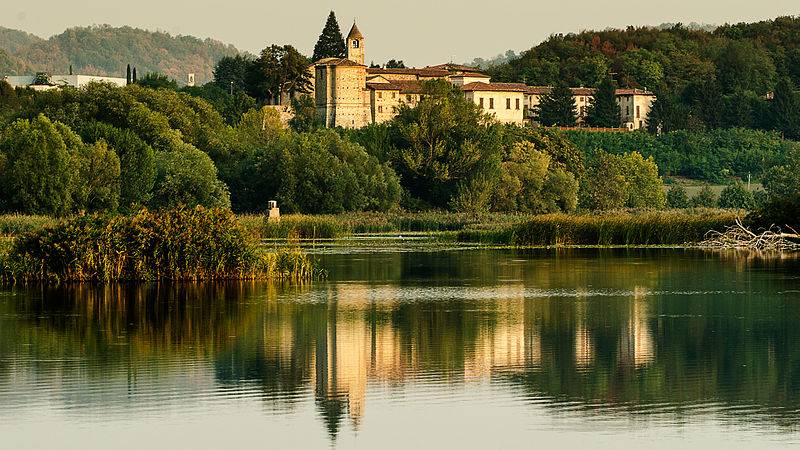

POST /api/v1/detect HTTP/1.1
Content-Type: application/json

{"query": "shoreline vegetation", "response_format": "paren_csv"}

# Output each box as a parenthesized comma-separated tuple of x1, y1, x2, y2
(0, 207, 320, 283)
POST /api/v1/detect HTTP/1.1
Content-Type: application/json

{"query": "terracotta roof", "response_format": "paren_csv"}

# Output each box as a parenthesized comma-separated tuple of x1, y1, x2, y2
(461, 82, 527, 93)
(314, 57, 364, 67)
(525, 86, 552, 95)
(450, 73, 491, 79)
(347, 23, 363, 39)
(367, 67, 450, 78)
(615, 88, 655, 96)
(391, 80, 425, 94)
(366, 82, 399, 91)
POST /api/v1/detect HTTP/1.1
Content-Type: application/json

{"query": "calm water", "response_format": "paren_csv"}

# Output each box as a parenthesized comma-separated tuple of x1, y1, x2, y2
(1, 248, 799, 449)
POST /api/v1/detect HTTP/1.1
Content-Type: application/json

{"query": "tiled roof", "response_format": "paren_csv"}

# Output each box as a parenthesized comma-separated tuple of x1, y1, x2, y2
(391, 80, 425, 94)
(615, 88, 655, 96)
(367, 67, 450, 78)
(347, 23, 364, 39)
(571, 87, 596, 96)
(366, 82, 399, 91)
(314, 57, 364, 67)
(450, 73, 491, 79)
(427, 63, 485, 74)
(461, 82, 527, 93)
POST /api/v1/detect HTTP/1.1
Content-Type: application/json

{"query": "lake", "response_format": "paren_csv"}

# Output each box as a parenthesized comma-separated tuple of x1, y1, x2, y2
(1, 247, 799, 449)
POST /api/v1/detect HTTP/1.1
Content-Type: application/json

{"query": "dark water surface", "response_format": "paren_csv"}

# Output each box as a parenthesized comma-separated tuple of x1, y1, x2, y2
(1, 248, 799, 449)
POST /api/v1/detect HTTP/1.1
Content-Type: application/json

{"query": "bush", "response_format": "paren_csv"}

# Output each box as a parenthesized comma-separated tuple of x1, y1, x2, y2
(691, 186, 718, 208)
(1, 206, 318, 282)
(718, 182, 755, 209)
(666, 186, 690, 208)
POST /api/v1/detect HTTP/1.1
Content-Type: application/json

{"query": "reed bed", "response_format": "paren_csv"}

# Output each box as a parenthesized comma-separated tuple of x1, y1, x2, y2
(458, 211, 739, 246)
(1, 207, 320, 283)
(0, 214, 56, 236)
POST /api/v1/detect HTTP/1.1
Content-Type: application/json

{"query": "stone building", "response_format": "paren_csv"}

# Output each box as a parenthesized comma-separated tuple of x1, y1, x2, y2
(314, 22, 656, 130)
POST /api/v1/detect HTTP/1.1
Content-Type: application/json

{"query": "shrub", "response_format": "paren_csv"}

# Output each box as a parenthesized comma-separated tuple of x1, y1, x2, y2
(691, 186, 718, 208)
(718, 182, 755, 209)
(666, 186, 690, 208)
(1, 206, 318, 282)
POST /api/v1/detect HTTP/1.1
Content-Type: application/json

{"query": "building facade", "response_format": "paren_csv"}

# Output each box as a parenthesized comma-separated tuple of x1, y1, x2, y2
(315, 22, 656, 130)
(2, 74, 127, 91)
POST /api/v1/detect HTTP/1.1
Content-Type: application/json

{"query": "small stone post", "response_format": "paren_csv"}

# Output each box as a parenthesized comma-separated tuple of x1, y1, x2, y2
(268, 200, 281, 222)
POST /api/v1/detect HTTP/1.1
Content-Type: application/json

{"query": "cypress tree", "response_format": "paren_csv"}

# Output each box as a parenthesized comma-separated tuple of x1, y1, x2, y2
(132, 67, 137, 84)
(586, 78, 621, 128)
(771, 77, 800, 140)
(312, 11, 347, 62)
(537, 83, 577, 127)
(126, 64, 131, 85)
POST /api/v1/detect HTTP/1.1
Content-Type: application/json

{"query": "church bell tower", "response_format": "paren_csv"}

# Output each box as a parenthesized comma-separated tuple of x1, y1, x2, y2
(346, 22, 365, 65)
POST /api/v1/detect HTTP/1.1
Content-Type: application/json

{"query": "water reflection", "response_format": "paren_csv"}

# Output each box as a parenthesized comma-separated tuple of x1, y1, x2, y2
(0, 249, 799, 447)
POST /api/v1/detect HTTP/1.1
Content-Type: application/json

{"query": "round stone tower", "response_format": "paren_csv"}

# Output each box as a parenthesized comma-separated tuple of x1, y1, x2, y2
(346, 22, 365, 65)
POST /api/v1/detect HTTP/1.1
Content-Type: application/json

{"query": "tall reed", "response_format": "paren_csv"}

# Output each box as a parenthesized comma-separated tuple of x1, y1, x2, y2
(2, 207, 320, 282)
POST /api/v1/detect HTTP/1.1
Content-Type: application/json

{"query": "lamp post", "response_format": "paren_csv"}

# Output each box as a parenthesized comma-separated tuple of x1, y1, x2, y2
(230, 81, 234, 96)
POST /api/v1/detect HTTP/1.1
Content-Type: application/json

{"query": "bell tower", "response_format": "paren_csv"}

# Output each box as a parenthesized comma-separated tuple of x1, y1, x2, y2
(346, 22, 364, 65)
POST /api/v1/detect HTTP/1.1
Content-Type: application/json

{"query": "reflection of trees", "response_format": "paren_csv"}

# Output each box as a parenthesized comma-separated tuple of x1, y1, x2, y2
(1, 249, 799, 437)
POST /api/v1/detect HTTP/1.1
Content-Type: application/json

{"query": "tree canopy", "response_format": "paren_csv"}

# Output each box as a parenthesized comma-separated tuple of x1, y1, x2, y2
(312, 12, 346, 62)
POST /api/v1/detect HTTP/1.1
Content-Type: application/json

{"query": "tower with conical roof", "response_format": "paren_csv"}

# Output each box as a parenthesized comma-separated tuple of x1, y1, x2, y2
(346, 22, 365, 65)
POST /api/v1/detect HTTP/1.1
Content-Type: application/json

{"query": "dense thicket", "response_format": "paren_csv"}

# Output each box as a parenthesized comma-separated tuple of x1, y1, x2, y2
(0, 25, 240, 85)
(488, 16, 800, 136)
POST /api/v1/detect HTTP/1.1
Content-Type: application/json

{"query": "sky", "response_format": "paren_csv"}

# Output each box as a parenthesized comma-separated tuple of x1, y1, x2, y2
(2, 0, 798, 66)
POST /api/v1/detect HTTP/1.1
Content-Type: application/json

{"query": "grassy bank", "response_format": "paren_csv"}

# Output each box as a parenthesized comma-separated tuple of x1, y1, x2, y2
(457, 211, 739, 246)
(0, 214, 57, 237)
(1, 207, 320, 283)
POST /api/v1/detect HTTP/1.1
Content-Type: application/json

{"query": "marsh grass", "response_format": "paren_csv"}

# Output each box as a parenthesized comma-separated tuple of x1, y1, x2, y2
(1, 207, 320, 283)
(0, 214, 56, 236)
(458, 210, 739, 246)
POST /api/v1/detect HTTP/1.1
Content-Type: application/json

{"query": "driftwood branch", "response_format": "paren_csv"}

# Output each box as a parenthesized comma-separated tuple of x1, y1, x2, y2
(700, 218, 800, 252)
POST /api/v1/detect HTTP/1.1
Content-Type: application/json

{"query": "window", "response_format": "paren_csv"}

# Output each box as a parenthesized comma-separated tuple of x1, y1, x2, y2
(406, 94, 412, 102)
(626, 106, 630, 116)
(636, 105, 641, 119)
(506, 98, 511, 109)
(516, 98, 520, 110)
(479, 98, 484, 108)
(378, 92, 382, 99)
(489, 98, 494, 109)
(392, 92, 396, 99)
(378, 106, 383, 113)
(352, 40, 360, 48)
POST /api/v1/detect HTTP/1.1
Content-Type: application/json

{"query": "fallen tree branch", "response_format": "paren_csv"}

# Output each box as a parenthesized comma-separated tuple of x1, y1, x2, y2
(700, 218, 800, 252)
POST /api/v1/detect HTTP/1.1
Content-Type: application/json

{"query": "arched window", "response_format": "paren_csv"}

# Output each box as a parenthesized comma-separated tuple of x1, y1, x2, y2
(352, 40, 360, 48)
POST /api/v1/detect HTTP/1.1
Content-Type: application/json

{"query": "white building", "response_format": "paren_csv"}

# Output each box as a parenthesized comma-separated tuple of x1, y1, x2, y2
(2, 74, 127, 91)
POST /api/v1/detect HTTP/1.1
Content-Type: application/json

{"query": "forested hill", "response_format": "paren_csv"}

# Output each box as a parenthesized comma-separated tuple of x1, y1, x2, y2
(489, 16, 800, 94)
(0, 25, 241, 85)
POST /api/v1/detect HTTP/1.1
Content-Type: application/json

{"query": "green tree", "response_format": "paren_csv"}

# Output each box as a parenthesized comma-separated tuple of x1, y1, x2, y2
(0, 115, 77, 214)
(249, 45, 312, 104)
(622, 152, 666, 209)
(718, 181, 755, 209)
(666, 185, 690, 208)
(691, 186, 718, 208)
(312, 12, 346, 62)
(137, 72, 179, 90)
(385, 60, 406, 69)
(289, 95, 320, 132)
(388, 80, 502, 209)
(150, 145, 231, 209)
(74, 140, 121, 212)
(579, 151, 628, 210)
(620, 49, 664, 89)
(536, 83, 577, 127)
(770, 78, 800, 140)
(586, 78, 621, 128)
(213, 54, 254, 93)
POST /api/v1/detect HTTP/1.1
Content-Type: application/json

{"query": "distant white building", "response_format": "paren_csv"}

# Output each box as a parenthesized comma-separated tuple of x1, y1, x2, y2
(2, 74, 127, 91)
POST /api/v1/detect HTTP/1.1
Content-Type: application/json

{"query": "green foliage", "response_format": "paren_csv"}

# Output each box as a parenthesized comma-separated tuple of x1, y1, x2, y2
(289, 95, 320, 132)
(769, 78, 800, 140)
(1, 207, 318, 282)
(580, 151, 665, 210)
(536, 83, 577, 126)
(213, 54, 254, 92)
(565, 128, 793, 183)
(469, 211, 737, 246)
(691, 186, 718, 208)
(249, 45, 312, 104)
(183, 83, 256, 125)
(74, 140, 121, 212)
(261, 215, 346, 239)
(666, 185, 690, 208)
(586, 78, 621, 127)
(718, 181, 755, 209)
(0, 115, 78, 215)
(0, 214, 56, 236)
(312, 11, 347, 62)
(151, 146, 231, 210)
(493, 141, 578, 213)
(388, 80, 502, 209)
(137, 72, 179, 90)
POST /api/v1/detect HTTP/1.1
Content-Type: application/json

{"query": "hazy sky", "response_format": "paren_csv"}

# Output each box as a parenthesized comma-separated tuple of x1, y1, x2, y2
(2, 0, 798, 66)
